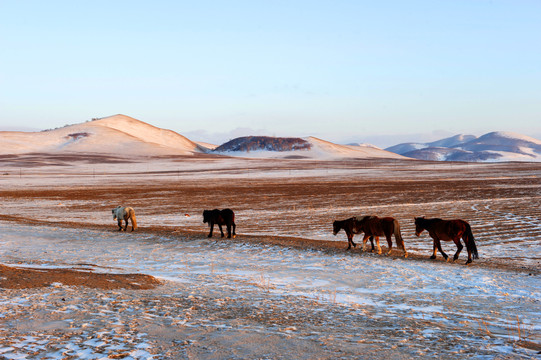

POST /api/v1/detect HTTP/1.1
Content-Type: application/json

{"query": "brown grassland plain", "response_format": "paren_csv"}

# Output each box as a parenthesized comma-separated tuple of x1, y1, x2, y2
(0, 156, 539, 275)
(0, 155, 539, 358)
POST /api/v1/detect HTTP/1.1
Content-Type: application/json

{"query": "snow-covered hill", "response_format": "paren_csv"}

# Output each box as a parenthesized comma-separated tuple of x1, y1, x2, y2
(386, 132, 541, 162)
(385, 134, 478, 155)
(10, 115, 536, 162)
(213, 136, 407, 160)
(428, 134, 477, 148)
(215, 136, 312, 153)
(0, 116, 408, 160)
(0, 115, 207, 156)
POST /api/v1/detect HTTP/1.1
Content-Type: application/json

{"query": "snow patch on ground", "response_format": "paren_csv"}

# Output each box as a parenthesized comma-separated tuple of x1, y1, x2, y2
(0, 222, 539, 358)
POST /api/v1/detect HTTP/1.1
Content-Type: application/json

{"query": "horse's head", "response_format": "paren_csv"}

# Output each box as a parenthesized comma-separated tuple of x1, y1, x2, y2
(202, 210, 210, 223)
(112, 206, 121, 220)
(414, 217, 425, 236)
(332, 220, 341, 235)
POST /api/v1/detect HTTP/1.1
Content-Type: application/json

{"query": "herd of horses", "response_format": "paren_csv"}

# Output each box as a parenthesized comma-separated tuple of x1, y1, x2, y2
(112, 206, 479, 265)
(333, 215, 479, 265)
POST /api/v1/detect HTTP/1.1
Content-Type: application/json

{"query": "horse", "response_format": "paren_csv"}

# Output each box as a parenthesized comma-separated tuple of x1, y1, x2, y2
(414, 217, 479, 264)
(203, 208, 236, 238)
(112, 206, 138, 231)
(355, 216, 408, 257)
(332, 217, 375, 251)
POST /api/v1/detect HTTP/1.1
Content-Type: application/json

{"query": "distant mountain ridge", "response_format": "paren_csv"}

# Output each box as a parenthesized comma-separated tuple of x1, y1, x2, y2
(0, 115, 405, 160)
(2, 115, 539, 162)
(385, 132, 541, 162)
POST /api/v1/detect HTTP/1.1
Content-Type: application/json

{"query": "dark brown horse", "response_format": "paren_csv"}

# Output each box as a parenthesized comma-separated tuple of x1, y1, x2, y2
(414, 217, 479, 264)
(333, 217, 375, 251)
(355, 216, 408, 257)
(203, 209, 236, 238)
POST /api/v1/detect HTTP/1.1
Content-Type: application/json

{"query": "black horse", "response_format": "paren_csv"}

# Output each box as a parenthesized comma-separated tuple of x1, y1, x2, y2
(203, 209, 236, 238)
(332, 217, 375, 251)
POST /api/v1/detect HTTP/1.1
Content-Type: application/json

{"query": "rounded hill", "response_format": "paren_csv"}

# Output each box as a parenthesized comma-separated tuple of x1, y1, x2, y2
(0, 114, 207, 156)
(214, 136, 312, 152)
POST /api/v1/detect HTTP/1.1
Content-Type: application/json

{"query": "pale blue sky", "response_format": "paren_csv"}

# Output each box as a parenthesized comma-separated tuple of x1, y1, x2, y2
(1, 0, 540, 147)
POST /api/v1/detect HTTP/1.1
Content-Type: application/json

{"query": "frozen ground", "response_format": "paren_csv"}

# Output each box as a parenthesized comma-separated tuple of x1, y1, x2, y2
(0, 156, 540, 358)
(0, 221, 539, 359)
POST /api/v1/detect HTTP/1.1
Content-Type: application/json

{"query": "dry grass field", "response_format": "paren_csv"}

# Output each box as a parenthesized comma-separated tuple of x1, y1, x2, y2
(0, 155, 539, 358)
(1, 156, 539, 270)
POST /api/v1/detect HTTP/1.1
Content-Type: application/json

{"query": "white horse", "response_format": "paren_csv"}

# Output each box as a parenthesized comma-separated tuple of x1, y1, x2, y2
(112, 206, 138, 231)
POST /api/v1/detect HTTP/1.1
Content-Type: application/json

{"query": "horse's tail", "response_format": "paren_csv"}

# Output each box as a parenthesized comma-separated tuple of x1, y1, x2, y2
(129, 208, 138, 230)
(464, 222, 478, 259)
(393, 219, 406, 252)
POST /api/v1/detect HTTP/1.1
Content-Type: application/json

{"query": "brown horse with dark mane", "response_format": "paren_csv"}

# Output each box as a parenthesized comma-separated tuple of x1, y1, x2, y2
(333, 217, 374, 251)
(414, 217, 479, 264)
(203, 209, 236, 238)
(333, 216, 407, 257)
(355, 216, 408, 257)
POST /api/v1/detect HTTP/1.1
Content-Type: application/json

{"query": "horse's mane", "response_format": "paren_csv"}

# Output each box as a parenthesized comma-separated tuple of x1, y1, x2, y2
(356, 215, 375, 222)
(418, 217, 443, 224)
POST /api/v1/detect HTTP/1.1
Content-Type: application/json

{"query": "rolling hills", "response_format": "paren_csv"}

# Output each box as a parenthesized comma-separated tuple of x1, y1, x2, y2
(2, 115, 539, 162)
(0, 115, 406, 160)
(385, 132, 541, 162)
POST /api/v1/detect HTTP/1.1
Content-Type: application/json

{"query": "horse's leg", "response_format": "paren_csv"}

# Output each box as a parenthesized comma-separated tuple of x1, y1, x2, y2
(465, 251, 472, 265)
(345, 230, 356, 250)
(208, 223, 214, 238)
(361, 235, 370, 252)
(375, 236, 382, 254)
(431, 238, 438, 259)
(218, 224, 225, 238)
(435, 239, 448, 261)
(226, 224, 232, 238)
(346, 233, 353, 250)
(453, 238, 463, 261)
(462, 234, 473, 264)
(369, 236, 375, 252)
(117, 219, 123, 231)
(385, 233, 393, 256)
(232, 222, 236, 238)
